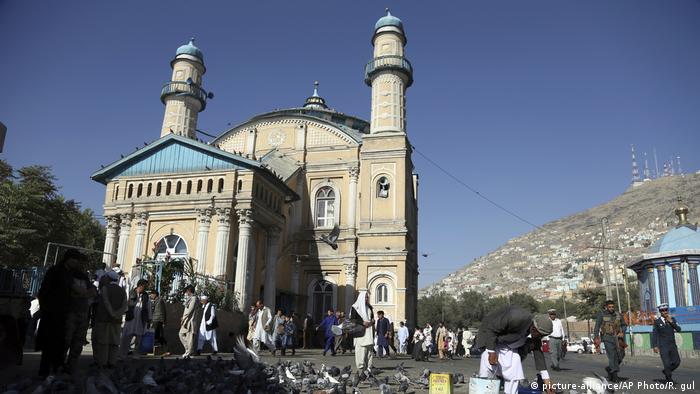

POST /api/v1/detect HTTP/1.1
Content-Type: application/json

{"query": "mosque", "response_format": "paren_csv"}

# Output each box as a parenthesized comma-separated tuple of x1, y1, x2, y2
(91, 11, 419, 324)
(627, 199, 700, 355)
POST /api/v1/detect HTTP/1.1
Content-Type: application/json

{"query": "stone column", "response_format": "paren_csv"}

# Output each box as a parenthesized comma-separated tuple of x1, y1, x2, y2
(656, 263, 669, 305)
(214, 208, 232, 279)
(102, 215, 120, 266)
(130, 212, 148, 268)
(646, 266, 657, 309)
(671, 262, 686, 307)
(344, 262, 358, 313)
(115, 213, 132, 270)
(347, 167, 359, 231)
(234, 209, 255, 309)
(263, 227, 281, 311)
(195, 208, 213, 275)
(688, 261, 700, 306)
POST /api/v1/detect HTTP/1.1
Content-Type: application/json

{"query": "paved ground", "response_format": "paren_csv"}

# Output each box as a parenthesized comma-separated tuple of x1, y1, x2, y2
(2, 348, 699, 393)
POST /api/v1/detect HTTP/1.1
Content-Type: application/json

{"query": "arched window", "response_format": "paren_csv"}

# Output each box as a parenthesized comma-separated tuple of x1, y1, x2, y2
(218, 178, 224, 193)
(377, 176, 390, 198)
(154, 234, 189, 260)
(237, 179, 243, 192)
(137, 184, 143, 198)
(376, 283, 389, 303)
(197, 179, 203, 193)
(114, 185, 119, 200)
(312, 280, 334, 321)
(207, 179, 213, 193)
(166, 181, 172, 195)
(315, 187, 336, 228)
(127, 184, 133, 198)
(147, 183, 152, 196)
(186, 180, 192, 194)
(156, 182, 162, 196)
(176, 181, 182, 195)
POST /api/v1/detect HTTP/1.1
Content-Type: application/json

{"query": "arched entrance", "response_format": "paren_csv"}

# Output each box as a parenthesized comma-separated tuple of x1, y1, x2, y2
(311, 280, 335, 321)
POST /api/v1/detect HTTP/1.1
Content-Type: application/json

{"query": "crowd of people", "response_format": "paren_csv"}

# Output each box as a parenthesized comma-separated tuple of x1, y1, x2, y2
(20, 249, 684, 391)
(32, 249, 221, 376)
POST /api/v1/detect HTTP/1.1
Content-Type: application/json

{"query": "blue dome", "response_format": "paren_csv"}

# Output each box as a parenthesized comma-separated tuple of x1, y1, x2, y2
(375, 9, 403, 32)
(176, 38, 203, 61)
(648, 225, 700, 254)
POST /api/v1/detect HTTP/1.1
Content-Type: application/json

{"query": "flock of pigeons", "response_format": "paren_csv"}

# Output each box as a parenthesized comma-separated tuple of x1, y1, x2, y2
(0, 335, 622, 394)
(0, 335, 466, 394)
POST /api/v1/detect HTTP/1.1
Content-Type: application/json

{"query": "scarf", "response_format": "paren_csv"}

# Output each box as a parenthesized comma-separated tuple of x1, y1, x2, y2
(351, 290, 371, 322)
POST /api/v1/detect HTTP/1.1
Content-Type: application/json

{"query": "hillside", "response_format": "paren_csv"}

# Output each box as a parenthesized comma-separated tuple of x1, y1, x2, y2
(422, 173, 700, 299)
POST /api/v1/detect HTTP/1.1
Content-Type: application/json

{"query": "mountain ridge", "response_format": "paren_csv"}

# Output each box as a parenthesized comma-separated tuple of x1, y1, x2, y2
(422, 173, 700, 299)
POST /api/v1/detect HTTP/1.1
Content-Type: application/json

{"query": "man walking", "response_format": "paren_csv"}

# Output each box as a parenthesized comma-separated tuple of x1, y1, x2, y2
(93, 271, 127, 368)
(652, 303, 681, 383)
(196, 295, 218, 355)
(397, 321, 409, 355)
(120, 279, 151, 357)
(375, 311, 390, 358)
(318, 308, 338, 356)
(436, 322, 448, 360)
(547, 309, 566, 371)
(303, 313, 313, 349)
(179, 285, 197, 358)
(593, 300, 627, 383)
(150, 290, 169, 356)
(253, 299, 274, 353)
(476, 305, 554, 394)
(350, 291, 375, 377)
(64, 255, 98, 373)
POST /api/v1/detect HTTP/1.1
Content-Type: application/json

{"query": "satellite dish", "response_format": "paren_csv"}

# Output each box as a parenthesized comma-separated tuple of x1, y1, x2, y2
(207, 92, 215, 99)
(186, 77, 193, 85)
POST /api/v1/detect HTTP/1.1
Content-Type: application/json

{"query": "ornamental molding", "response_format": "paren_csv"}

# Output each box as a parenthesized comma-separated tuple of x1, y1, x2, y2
(134, 212, 149, 228)
(236, 208, 254, 226)
(196, 207, 213, 225)
(218, 118, 358, 147)
(216, 208, 232, 226)
(349, 166, 360, 181)
(105, 215, 120, 230)
(344, 263, 358, 278)
(119, 213, 133, 228)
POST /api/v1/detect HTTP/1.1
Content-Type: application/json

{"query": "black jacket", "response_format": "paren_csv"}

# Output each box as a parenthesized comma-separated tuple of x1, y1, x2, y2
(475, 306, 546, 371)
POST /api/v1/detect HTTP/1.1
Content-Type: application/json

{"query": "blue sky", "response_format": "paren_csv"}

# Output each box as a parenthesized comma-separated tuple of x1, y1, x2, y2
(1, 1, 699, 287)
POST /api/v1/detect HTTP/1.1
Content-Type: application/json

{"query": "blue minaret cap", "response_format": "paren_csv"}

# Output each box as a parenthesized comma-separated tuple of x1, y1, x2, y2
(176, 37, 204, 61)
(374, 8, 404, 32)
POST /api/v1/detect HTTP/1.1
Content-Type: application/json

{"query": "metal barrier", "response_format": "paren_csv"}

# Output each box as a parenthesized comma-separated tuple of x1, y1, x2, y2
(0, 267, 45, 297)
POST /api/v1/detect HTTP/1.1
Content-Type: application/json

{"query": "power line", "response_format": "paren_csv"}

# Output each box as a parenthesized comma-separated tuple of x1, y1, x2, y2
(412, 145, 544, 230)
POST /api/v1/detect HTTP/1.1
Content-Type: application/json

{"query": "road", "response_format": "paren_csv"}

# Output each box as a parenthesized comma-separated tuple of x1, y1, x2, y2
(2, 348, 698, 393)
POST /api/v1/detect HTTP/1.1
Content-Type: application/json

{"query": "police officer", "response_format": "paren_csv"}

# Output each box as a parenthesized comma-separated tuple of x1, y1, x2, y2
(652, 303, 681, 383)
(593, 300, 627, 382)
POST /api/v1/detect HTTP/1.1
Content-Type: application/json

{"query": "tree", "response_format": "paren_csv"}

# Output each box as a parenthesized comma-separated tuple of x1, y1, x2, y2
(508, 292, 539, 313)
(0, 160, 105, 267)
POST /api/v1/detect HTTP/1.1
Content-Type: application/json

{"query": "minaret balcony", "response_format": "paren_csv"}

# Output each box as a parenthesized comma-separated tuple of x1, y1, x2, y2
(364, 55, 413, 87)
(160, 80, 212, 111)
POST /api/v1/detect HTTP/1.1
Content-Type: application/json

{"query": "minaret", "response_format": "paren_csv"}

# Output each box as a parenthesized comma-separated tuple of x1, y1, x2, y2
(669, 158, 675, 176)
(643, 152, 651, 181)
(676, 156, 683, 175)
(365, 8, 413, 134)
(631, 145, 642, 186)
(160, 38, 212, 139)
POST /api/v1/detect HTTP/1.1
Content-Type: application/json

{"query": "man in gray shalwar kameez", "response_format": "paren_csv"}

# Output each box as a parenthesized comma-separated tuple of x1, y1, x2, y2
(93, 271, 127, 368)
(179, 285, 197, 358)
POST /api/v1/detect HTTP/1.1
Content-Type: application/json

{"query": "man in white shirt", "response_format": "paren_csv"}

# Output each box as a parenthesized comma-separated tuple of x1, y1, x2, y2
(547, 309, 566, 371)
(253, 299, 273, 353)
(397, 321, 409, 354)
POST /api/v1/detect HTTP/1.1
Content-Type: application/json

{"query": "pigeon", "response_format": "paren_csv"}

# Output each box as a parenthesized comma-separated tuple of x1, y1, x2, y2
(142, 368, 158, 386)
(320, 225, 340, 249)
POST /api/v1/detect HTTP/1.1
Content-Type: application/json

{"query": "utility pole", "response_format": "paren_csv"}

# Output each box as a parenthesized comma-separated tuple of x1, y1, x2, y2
(562, 290, 570, 339)
(614, 263, 623, 314)
(601, 218, 612, 299)
(622, 265, 634, 356)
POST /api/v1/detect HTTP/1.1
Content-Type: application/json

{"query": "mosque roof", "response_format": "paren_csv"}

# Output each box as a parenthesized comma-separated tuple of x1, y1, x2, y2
(375, 9, 404, 33)
(176, 38, 204, 62)
(91, 133, 298, 200)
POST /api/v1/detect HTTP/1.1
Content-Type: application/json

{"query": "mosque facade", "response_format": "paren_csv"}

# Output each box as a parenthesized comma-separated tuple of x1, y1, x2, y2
(91, 11, 419, 324)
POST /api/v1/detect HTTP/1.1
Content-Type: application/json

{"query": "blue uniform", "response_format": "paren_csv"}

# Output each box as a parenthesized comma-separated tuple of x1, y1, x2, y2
(319, 315, 338, 355)
(651, 316, 681, 380)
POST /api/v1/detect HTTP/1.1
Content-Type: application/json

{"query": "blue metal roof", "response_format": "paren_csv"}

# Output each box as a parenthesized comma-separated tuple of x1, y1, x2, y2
(648, 225, 700, 253)
(375, 10, 403, 32)
(91, 134, 298, 199)
(176, 38, 203, 61)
